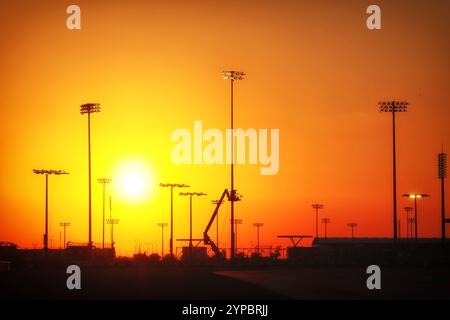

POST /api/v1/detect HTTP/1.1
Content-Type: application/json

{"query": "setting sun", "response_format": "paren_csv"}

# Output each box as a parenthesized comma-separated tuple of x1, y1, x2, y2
(113, 158, 154, 202)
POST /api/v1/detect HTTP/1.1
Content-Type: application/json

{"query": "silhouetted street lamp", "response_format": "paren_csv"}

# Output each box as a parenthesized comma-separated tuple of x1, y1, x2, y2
(379, 100, 408, 242)
(404, 206, 413, 239)
(59, 222, 70, 249)
(179, 192, 207, 250)
(160, 183, 189, 257)
(80, 103, 101, 246)
(253, 223, 264, 253)
(98, 178, 111, 249)
(402, 193, 430, 241)
(223, 70, 245, 260)
(347, 223, 358, 239)
(322, 218, 331, 238)
(311, 204, 324, 238)
(33, 169, 69, 252)
(157, 223, 168, 258)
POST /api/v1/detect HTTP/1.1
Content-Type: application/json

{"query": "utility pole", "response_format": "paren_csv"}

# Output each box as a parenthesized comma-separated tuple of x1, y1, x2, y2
(33, 169, 69, 253)
(379, 100, 408, 242)
(222, 70, 245, 260)
(160, 183, 189, 257)
(347, 223, 357, 240)
(80, 103, 101, 246)
(312, 204, 324, 238)
(157, 223, 168, 258)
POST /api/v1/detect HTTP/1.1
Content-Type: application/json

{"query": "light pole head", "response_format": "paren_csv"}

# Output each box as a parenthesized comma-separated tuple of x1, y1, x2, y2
(347, 223, 357, 228)
(402, 193, 431, 199)
(222, 70, 245, 81)
(253, 222, 264, 228)
(33, 169, 69, 175)
(179, 191, 207, 197)
(160, 183, 190, 188)
(232, 219, 243, 225)
(312, 204, 324, 209)
(322, 218, 330, 224)
(107, 218, 120, 225)
(59, 222, 71, 227)
(157, 223, 168, 228)
(80, 103, 101, 115)
(98, 178, 112, 184)
(378, 101, 408, 113)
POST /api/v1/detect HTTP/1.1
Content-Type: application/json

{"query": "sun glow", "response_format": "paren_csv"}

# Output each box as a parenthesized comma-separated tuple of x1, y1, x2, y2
(113, 158, 154, 202)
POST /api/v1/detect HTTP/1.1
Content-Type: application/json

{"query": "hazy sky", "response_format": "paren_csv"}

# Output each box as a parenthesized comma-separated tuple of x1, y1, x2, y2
(0, 0, 449, 256)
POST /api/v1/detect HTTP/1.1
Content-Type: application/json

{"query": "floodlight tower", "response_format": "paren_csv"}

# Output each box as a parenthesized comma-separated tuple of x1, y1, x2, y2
(107, 218, 120, 248)
(160, 183, 190, 257)
(404, 206, 413, 239)
(253, 223, 264, 253)
(80, 103, 101, 246)
(59, 222, 70, 249)
(311, 204, 324, 238)
(98, 178, 111, 249)
(402, 193, 431, 241)
(379, 100, 408, 242)
(222, 70, 245, 260)
(438, 151, 447, 244)
(322, 218, 331, 239)
(347, 223, 358, 239)
(157, 223, 168, 258)
(179, 192, 207, 249)
(231, 218, 243, 252)
(33, 169, 69, 252)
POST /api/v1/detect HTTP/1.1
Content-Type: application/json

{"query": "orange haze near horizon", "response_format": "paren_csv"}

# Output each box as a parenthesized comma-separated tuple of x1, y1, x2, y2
(0, 0, 449, 256)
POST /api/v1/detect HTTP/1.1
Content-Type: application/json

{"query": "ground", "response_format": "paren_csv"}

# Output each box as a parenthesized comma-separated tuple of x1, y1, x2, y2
(0, 266, 449, 299)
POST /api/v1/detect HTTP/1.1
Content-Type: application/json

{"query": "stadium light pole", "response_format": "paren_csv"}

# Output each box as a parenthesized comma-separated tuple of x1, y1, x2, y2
(379, 100, 408, 242)
(312, 204, 324, 238)
(179, 192, 207, 255)
(347, 223, 358, 240)
(80, 103, 101, 247)
(33, 169, 69, 252)
(223, 70, 245, 260)
(438, 151, 447, 244)
(107, 218, 120, 248)
(160, 183, 189, 257)
(98, 178, 111, 249)
(157, 223, 168, 258)
(402, 193, 431, 241)
(231, 218, 243, 253)
(253, 223, 264, 253)
(59, 222, 70, 249)
(322, 218, 331, 239)
(404, 206, 413, 239)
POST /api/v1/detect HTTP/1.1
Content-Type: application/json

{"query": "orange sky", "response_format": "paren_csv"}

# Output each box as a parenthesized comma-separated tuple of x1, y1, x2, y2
(0, 0, 449, 256)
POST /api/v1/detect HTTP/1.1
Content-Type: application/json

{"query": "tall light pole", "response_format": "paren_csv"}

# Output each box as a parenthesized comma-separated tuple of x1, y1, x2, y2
(98, 178, 111, 249)
(438, 151, 447, 244)
(404, 206, 413, 239)
(253, 223, 263, 253)
(160, 183, 189, 257)
(402, 193, 430, 241)
(231, 219, 243, 252)
(322, 218, 330, 239)
(107, 218, 120, 248)
(157, 223, 168, 258)
(347, 223, 357, 240)
(179, 191, 207, 259)
(80, 103, 101, 246)
(33, 169, 69, 252)
(223, 70, 245, 260)
(59, 222, 70, 249)
(379, 100, 408, 242)
(311, 203, 324, 238)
